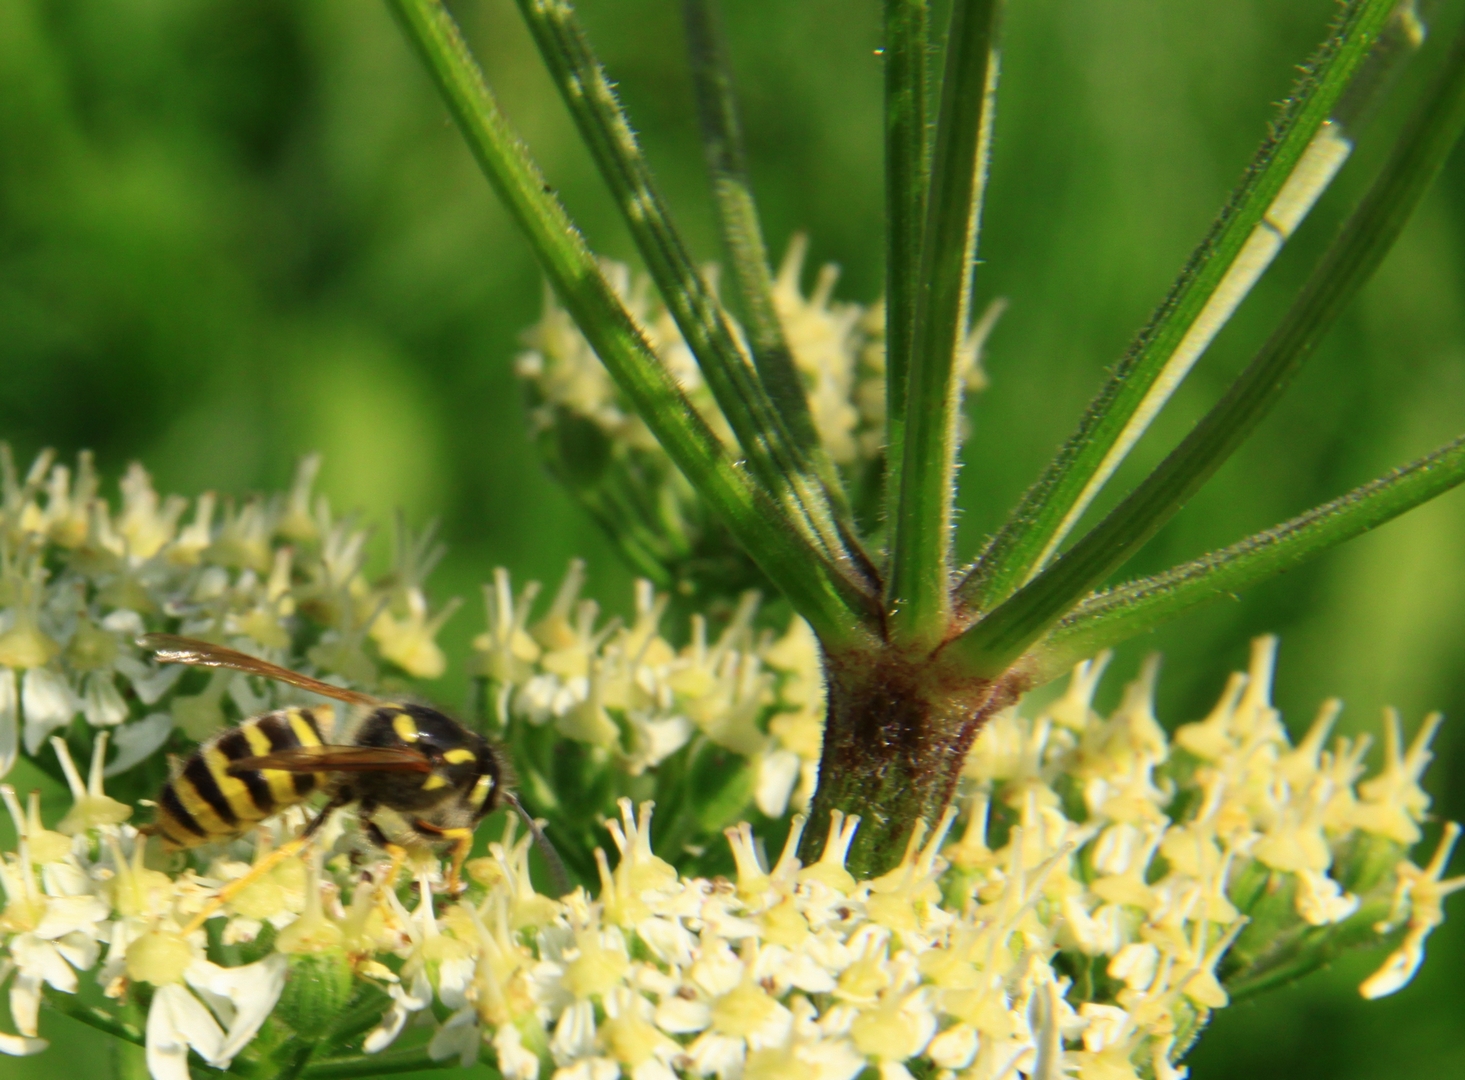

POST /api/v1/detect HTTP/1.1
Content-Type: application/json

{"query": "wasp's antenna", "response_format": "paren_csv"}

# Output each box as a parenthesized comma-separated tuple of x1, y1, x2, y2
(504, 791, 572, 898)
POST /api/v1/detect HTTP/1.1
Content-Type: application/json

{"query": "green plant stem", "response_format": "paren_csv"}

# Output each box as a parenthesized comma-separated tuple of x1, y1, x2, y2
(950, 18, 1465, 677)
(1034, 433, 1465, 678)
(42, 988, 258, 1078)
(887, 0, 1002, 649)
(515, 0, 857, 575)
(386, 0, 875, 648)
(302, 1046, 498, 1079)
(681, 0, 856, 532)
(42, 986, 145, 1048)
(960, 0, 1403, 612)
(881, 0, 932, 534)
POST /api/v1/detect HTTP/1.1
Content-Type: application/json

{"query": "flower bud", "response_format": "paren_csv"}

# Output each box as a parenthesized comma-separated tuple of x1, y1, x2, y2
(274, 952, 355, 1034)
(125, 930, 193, 985)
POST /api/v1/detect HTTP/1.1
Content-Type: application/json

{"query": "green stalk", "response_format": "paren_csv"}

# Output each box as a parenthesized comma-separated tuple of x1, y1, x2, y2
(1035, 433, 1465, 679)
(387, 0, 874, 647)
(42, 987, 145, 1049)
(881, 0, 932, 537)
(960, 0, 1406, 611)
(515, 0, 858, 574)
(681, 0, 857, 534)
(303, 1046, 493, 1078)
(887, 0, 1002, 649)
(950, 19, 1465, 676)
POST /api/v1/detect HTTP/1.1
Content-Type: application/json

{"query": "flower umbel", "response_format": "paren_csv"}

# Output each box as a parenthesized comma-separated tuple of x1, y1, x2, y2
(1, 637, 1457, 1080)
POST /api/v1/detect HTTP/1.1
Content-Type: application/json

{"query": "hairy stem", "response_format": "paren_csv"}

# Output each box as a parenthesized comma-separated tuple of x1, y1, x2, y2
(950, 14, 1465, 676)
(887, 0, 1003, 649)
(960, 0, 1407, 611)
(386, 0, 875, 647)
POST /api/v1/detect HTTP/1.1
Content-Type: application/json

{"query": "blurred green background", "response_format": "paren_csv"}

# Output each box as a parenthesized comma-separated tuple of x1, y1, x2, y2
(2, 0, 1464, 1077)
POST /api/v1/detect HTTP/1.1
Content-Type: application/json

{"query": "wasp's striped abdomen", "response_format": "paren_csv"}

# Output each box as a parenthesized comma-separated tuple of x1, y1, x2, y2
(154, 707, 332, 849)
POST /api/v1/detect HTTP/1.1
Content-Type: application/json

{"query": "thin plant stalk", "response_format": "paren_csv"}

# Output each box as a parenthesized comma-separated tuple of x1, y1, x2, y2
(960, 0, 1410, 612)
(886, 0, 1003, 649)
(387, 0, 875, 647)
(951, 19, 1465, 676)
(514, 0, 859, 574)
(1036, 432, 1465, 677)
(881, 0, 933, 535)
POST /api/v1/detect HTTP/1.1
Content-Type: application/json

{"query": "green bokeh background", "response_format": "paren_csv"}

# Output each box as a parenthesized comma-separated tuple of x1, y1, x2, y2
(3, 0, 1464, 1076)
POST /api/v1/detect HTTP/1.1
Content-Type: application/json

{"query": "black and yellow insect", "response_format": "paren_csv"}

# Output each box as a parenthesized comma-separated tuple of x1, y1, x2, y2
(139, 634, 556, 925)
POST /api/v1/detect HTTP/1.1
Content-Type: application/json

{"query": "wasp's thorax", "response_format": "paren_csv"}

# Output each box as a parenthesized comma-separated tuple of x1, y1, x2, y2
(353, 703, 502, 820)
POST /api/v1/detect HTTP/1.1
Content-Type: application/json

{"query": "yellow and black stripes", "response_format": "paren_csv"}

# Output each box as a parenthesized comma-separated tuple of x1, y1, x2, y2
(154, 707, 330, 849)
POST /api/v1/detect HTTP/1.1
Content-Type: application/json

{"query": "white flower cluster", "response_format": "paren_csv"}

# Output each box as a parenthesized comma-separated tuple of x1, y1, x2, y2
(516, 237, 901, 471)
(0, 448, 461, 781)
(473, 563, 827, 822)
(1, 639, 1457, 1080)
(512, 240, 1000, 595)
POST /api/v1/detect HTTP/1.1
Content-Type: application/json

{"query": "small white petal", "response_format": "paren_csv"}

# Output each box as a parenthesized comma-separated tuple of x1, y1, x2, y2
(654, 996, 710, 1034)
(82, 672, 129, 728)
(495, 1022, 542, 1080)
(21, 668, 78, 755)
(878, 1062, 914, 1080)
(428, 1006, 480, 1069)
(403, 969, 433, 1011)
(100, 610, 146, 636)
(1360, 943, 1425, 1000)
(9, 974, 42, 1037)
(364, 1002, 409, 1054)
(554, 1058, 620, 1080)
(928, 1024, 978, 1070)
(632, 1059, 678, 1080)
(0, 1032, 48, 1056)
(687, 1032, 745, 1080)
(40, 858, 91, 898)
(11, 937, 77, 994)
(185, 955, 288, 1065)
(53, 931, 101, 973)
(35, 895, 111, 940)
(755, 750, 802, 819)
(1078, 1003, 1130, 1053)
(636, 918, 696, 968)
(0, 668, 17, 779)
(437, 957, 475, 1010)
(551, 1000, 598, 1066)
(148, 985, 222, 1080)
(106, 714, 175, 777)
(113, 657, 184, 706)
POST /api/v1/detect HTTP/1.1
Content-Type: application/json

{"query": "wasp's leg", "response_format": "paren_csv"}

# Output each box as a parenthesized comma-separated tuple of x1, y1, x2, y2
(361, 811, 409, 890)
(182, 795, 348, 935)
(411, 818, 474, 894)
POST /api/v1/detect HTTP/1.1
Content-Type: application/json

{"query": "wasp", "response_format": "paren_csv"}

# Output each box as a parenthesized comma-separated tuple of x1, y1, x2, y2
(139, 634, 563, 930)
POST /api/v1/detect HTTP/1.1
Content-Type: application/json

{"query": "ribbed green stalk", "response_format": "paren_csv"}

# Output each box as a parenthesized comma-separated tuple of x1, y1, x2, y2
(1035, 433, 1465, 679)
(950, 19, 1465, 676)
(886, 0, 1003, 650)
(387, 0, 874, 647)
(515, 0, 859, 577)
(959, 0, 1405, 612)
(681, 0, 859, 547)
(881, 0, 932, 544)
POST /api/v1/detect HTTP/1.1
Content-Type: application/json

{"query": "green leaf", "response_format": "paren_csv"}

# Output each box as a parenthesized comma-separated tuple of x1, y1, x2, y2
(1034, 433, 1465, 679)
(514, 0, 861, 578)
(949, 18, 1465, 677)
(886, 0, 1003, 648)
(386, 0, 874, 648)
(960, 0, 1411, 612)
(881, 0, 933, 534)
